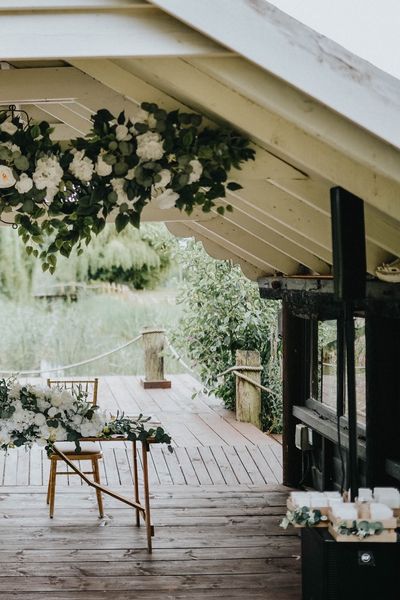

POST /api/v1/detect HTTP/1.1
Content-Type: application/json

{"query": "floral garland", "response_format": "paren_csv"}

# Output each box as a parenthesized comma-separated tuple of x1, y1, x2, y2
(0, 379, 171, 455)
(0, 103, 255, 271)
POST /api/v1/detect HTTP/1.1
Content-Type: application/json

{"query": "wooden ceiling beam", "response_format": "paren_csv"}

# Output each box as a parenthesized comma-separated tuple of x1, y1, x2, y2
(166, 222, 266, 281)
(211, 203, 330, 275)
(149, 0, 400, 149)
(187, 218, 300, 275)
(0, 5, 231, 60)
(122, 57, 400, 222)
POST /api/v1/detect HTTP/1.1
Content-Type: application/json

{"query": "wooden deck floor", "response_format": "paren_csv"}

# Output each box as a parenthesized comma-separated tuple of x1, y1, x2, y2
(0, 375, 283, 487)
(0, 375, 300, 599)
(0, 485, 300, 599)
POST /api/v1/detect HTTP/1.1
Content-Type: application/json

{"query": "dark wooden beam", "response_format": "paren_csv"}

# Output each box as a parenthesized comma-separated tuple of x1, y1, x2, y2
(365, 315, 400, 486)
(259, 277, 400, 318)
(281, 300, 312, 487)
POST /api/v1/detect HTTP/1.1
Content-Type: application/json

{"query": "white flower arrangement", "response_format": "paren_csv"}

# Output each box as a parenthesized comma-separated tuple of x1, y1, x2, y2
(0, 102, 254, 271)
(0, 379, 171, 455)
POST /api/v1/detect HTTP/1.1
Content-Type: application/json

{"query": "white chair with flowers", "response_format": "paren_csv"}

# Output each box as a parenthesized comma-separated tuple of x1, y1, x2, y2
(46, 378, 104, 518)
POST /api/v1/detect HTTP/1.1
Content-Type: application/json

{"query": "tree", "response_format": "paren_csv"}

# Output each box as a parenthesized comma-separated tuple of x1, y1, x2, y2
(51, 223, 177, 289)
(173, 242, 282, 432)
(0, 227, 35, 299)
(0, 223, 178, 297)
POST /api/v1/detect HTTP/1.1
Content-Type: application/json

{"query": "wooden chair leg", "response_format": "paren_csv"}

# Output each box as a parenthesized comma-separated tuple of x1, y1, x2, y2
(46, 462, 53, 505)
(132, 441, 140, 527)
(49, 458, 57, 518)
(92, 458, 104, 518)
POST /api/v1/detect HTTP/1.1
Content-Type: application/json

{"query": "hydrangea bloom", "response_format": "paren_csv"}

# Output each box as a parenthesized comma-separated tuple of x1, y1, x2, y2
(69, 149, 94, 183)
(136, 131, 164, 161)
(32, 155, 63, 199)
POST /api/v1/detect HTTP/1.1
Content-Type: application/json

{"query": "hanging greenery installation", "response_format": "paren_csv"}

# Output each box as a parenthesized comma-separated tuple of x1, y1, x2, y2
(0, 103, 255, 272)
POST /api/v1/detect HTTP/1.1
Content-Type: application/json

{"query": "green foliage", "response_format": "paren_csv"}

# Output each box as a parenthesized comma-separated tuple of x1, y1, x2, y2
(335, 520, 384, 538)
(172, 242, 282, 432)
(0, 103, 255, 269)
(280, 507, 328, 529)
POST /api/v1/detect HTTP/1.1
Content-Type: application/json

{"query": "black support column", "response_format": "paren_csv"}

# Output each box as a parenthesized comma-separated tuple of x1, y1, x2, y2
(365, 314, 400, 486)
(282, 300, 312, 487)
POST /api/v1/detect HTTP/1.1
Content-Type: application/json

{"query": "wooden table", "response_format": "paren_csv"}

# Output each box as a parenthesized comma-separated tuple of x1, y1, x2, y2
(53, 436, 156, 552)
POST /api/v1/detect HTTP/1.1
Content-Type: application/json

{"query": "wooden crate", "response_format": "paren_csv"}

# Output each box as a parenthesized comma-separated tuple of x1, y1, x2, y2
(328, 513, 397, 543)
(286, 498, 329, 527)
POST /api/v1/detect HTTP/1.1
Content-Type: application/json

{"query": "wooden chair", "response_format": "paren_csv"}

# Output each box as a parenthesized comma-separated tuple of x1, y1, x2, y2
(46, 378, 104, 518)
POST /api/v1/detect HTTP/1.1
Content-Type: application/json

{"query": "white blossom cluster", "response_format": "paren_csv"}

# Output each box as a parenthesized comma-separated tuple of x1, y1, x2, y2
(0, 105, 205, 213)
(0, 381, 108, 450)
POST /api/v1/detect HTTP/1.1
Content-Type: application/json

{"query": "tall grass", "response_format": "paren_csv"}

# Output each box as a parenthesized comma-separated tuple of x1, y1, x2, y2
(0, 291, 183, 376)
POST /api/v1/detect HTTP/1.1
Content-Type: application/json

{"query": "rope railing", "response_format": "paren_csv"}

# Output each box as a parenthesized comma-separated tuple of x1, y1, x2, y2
(165, 337, 195, 375)
(165, 337, 275, 396)
(0, 333, 143, 376)
(1, 329, 277, 400)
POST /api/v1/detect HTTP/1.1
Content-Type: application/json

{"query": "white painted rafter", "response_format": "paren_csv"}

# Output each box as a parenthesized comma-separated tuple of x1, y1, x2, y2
(118, 56, 400, 222)
(149, 0, 400, 150)
(0, 4, 232, 60)
(166, 222, 266, 281)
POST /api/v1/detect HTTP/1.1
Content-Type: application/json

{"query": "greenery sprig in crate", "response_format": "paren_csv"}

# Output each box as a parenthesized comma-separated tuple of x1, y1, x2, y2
(328, 513, 397, 543)
(280, 504, 328, 529)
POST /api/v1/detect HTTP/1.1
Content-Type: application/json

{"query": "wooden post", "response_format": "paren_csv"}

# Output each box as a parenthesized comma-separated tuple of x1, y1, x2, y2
(235, 350, 261, 429)
(365, 314, 400, 487)
(141, 327, 171, 389)
(282, 301, 312, 488)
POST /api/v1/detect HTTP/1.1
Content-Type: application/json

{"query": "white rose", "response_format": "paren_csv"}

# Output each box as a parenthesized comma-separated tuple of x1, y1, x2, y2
(15, 173, 33, 194)
(188, 159, 203, 184)
(37, 398, 50, 412)
(50, 394, 63, 408)
(0, 120, 18, 135)
(132, 108, 150, 124)
(136, 131, 164, 162)
(154, 169, 171, 189)
(115, 124, 132, 142)
(33, 155, 63, 193)
(34, 413, 47, 427)
(0, 165, 16, 188)
(96, 154, 112, 177)
(69, 149, 94, 183)
(153, 188, 179, 209)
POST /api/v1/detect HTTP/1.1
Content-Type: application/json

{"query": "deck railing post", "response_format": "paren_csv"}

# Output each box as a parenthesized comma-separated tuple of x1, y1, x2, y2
(235, 350, 261, 429)
(141, 327, 171, 389)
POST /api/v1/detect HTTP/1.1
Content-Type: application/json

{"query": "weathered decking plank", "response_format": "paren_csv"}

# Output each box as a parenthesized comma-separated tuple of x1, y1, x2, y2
(0, 485, 300, 600)
(0, 375, 283, 488)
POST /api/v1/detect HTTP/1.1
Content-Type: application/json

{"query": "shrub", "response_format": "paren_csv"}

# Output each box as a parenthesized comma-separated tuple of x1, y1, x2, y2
(172, 242, 282, 432)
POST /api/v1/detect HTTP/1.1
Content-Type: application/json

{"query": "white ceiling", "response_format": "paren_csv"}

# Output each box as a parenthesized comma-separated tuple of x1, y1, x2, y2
(1, 0, 399, 281)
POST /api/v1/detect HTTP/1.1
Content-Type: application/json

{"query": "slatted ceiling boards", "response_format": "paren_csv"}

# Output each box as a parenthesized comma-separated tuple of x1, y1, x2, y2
(1, 4, 399, 279)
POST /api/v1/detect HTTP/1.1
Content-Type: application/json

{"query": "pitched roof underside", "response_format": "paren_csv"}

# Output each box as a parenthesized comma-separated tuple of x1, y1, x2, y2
(1, 0, 399, 281)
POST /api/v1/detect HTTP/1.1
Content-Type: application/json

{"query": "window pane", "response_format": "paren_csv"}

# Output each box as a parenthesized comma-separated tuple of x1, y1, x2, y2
(318, 319, 365, 423)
